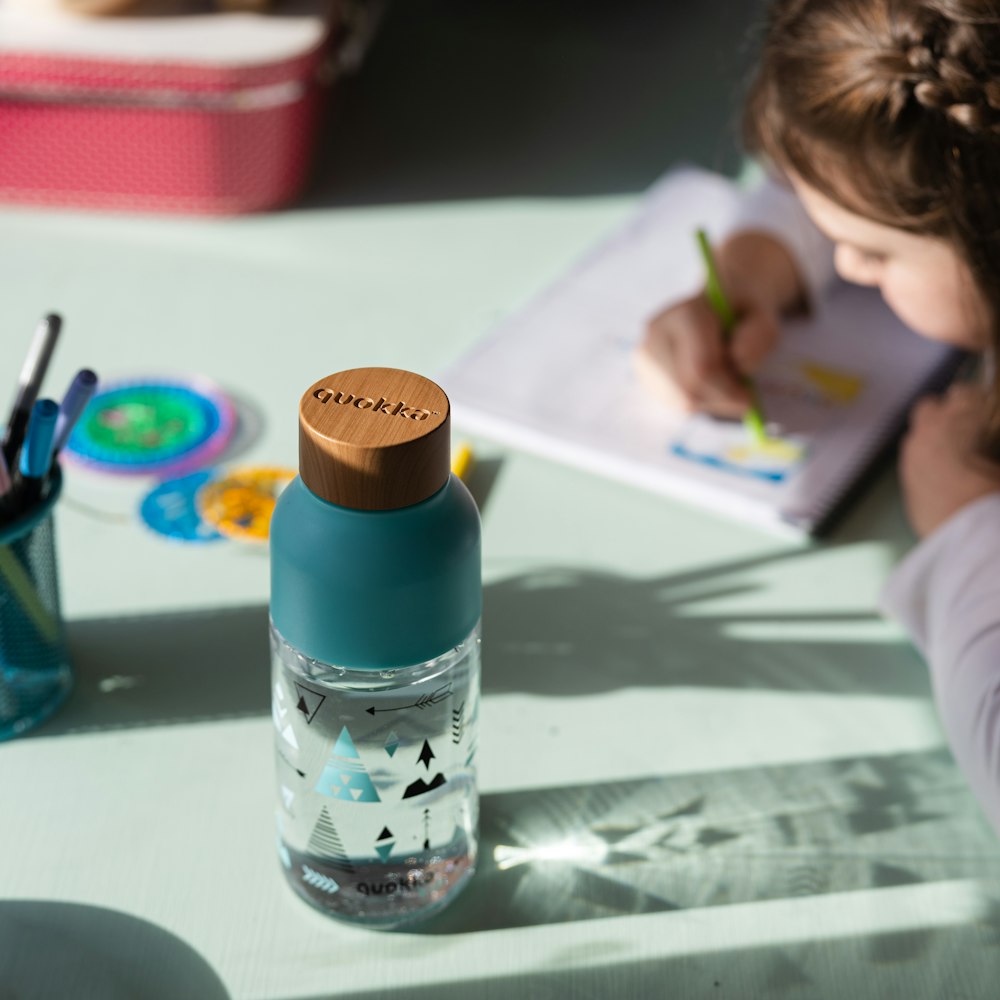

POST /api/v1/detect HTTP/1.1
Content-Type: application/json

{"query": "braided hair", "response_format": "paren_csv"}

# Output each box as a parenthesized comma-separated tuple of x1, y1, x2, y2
(745, 0, 1000, 446)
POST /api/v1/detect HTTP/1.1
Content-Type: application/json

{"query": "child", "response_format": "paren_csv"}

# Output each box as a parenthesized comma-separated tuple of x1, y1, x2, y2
(636, 0, 1000, 834)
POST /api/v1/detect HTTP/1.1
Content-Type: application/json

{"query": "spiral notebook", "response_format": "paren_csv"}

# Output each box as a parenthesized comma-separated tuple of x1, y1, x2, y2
(440, 167, 961, 537)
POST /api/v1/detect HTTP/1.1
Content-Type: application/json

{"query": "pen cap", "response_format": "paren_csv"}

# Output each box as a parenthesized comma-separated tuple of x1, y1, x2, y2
(299, 368, 451, 510)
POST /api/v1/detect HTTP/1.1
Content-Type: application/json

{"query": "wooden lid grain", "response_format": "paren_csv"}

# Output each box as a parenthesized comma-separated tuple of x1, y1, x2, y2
(298, 368, 451, 510)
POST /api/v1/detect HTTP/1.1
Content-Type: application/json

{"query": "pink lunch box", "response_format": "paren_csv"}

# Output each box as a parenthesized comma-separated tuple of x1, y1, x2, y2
(0, 0, 342, 214)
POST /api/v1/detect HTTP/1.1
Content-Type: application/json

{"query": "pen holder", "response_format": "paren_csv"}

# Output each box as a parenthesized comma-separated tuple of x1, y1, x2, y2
(0, 467, 72, 740)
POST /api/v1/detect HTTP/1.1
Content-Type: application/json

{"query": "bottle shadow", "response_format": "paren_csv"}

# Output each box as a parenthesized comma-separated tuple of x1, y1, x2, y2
(0, 900, 229, 1000)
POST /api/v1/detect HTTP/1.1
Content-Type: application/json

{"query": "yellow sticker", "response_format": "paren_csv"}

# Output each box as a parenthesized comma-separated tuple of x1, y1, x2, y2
(197, 466, 295, 542)
(800, 363, 864, 405)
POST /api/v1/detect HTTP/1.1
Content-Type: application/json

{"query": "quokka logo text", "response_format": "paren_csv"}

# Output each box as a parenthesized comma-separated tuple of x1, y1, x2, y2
(313, 389, 438, 421)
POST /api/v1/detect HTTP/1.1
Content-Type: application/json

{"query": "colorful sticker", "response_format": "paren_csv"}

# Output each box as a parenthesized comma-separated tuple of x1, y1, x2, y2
(197, 465, 295, 543)
(138, 470, 225, 543)
(64, 376, 236, 477)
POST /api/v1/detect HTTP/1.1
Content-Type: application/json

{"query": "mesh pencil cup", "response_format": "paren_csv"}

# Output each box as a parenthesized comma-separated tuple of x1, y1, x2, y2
(0, 468, 72, 740)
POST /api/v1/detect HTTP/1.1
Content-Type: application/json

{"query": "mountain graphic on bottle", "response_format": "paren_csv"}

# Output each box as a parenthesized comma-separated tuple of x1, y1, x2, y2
(403, 773, 447, 799)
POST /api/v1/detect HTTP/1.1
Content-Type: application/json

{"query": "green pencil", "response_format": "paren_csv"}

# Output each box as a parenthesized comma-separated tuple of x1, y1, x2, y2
(695, 228, 768, 444)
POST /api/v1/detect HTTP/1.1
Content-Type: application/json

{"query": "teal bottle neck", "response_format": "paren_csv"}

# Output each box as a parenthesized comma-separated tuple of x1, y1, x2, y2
(269, 475, 481, 670)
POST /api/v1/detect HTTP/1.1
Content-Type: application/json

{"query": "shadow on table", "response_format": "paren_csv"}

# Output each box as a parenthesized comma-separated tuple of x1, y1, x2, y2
(44, 605, 272, 735)
(288, 893, 1000, 1000)
(0, 901, 229, 1000)
(38, 541, 928, 736)
(302, 0, 763, 208)
(481, 556, 929, 699)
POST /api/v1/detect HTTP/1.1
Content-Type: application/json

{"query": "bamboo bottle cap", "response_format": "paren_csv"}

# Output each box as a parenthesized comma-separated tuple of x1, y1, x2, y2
(298, 368, 451, 510)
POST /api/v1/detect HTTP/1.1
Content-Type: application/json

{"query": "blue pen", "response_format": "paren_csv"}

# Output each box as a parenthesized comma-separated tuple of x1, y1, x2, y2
(53, 368, 98, 455)
(14, 398, 59, 513)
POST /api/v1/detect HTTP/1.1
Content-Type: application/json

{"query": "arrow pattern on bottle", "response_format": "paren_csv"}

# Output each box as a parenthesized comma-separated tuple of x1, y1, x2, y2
(301, 864, 340, 895)
(366, 682, 452, 716)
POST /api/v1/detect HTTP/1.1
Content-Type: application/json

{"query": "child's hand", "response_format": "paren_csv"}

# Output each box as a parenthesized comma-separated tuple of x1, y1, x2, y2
(901, 383, 1000, 538)
(634, 231, 806, 418)
(635, 287, 780, 418)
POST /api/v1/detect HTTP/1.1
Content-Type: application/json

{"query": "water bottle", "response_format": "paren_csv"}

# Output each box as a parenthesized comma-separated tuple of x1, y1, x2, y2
(269, 368, 481, 928)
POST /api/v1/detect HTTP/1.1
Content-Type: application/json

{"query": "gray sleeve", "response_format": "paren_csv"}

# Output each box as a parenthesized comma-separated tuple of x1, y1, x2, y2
(879, 494, 1000, 834)
(729, 169, 837, 307)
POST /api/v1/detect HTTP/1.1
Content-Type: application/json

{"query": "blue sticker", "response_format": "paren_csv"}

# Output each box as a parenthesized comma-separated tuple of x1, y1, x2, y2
(139, 470, 226, 544)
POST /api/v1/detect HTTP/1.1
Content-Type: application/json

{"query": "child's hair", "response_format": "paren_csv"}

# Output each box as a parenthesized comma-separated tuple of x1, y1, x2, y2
(744, 0, 1000, 446)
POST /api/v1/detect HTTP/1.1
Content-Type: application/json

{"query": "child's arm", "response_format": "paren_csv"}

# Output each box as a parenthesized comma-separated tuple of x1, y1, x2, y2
(881, 496, 1000, 835)
(881, 383, 1000, 835)
(726, 169, 838, 309)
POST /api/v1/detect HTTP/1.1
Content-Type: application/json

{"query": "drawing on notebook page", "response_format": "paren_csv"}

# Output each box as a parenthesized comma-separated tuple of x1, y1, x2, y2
(671, 420, 806, 483)
(669, 358, 867, 483)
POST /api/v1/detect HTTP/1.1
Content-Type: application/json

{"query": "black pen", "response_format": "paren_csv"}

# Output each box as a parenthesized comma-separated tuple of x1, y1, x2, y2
(2, 313, 62, 466)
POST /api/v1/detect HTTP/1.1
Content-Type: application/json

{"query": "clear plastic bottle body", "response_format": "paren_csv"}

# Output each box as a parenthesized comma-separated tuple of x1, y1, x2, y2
(271, 619, 480, 928)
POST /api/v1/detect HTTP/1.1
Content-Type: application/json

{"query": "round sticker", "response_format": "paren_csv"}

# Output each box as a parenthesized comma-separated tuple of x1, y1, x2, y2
(64, 376, 236, 477)
(139, 470, 226, 544)
(197, 466, 295, 543)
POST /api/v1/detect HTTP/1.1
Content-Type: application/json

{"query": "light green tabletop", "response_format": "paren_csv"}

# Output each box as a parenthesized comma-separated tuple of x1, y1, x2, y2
(2, 3, 1000, 999)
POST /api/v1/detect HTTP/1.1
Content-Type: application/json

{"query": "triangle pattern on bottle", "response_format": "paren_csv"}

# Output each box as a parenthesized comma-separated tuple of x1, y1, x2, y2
(307, 807, 354, 871)
(333, 725, 360, 758)
(374, 825, 395, 862)
(273, 682, 300, 751)
(293, 682, 326, 724)
(315, 725, 381, 803)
